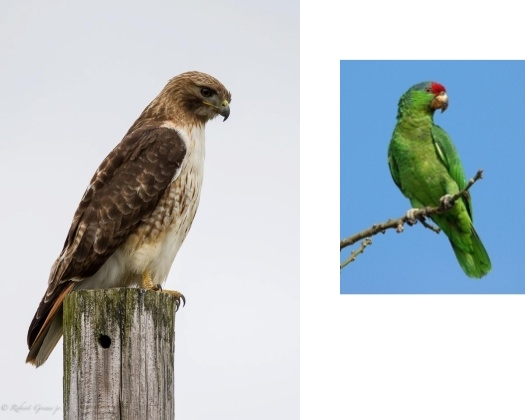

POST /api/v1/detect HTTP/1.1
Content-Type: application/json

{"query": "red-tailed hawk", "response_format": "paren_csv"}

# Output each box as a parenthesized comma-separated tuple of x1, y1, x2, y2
(26, 71, 231, 367)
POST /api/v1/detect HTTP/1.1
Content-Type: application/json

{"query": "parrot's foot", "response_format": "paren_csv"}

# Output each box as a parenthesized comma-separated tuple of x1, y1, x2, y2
(141, 271, 186, 311)
(406, 208, 419, 225)
(440, 194, 453, 210)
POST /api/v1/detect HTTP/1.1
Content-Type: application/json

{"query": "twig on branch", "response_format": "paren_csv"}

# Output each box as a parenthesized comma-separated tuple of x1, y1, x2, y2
(418, 217, 441, 234)
(340, 169, 484, 262)
(340, 238, 372, 270)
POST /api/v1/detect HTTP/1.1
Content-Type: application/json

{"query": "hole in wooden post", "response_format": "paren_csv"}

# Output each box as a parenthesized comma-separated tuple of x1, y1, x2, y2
(98, 334, 111, 348)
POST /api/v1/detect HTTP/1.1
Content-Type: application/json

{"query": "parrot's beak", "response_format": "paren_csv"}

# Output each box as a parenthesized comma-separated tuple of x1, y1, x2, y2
(431, 92, 448, 113)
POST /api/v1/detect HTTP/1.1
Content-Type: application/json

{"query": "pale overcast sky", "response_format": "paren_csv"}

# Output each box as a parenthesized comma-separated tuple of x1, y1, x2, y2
(0, 2, 298, 419)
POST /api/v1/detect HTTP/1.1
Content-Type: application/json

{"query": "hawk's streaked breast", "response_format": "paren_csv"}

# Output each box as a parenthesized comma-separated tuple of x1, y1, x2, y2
(126, 123, 206, 285)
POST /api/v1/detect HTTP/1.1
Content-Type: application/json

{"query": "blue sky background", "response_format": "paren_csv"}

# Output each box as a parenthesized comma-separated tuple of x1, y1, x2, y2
(340, 61, 525, 293)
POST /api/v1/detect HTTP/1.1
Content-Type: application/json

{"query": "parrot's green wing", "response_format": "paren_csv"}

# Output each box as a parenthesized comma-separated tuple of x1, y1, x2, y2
(431, 125, 473, 220)
(387, 143, 401, 191)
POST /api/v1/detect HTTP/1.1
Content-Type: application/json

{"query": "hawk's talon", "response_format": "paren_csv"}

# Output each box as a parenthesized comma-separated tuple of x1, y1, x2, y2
(160, 290, 186, 311)
(141, 272, 185, 311)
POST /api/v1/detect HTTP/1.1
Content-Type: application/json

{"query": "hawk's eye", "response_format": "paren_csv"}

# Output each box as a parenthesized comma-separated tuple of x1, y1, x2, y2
(201, 88, 212, 97)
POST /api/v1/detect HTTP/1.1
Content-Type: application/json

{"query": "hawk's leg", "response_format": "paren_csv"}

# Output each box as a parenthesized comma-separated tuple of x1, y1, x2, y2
(141, 271, 186, 311)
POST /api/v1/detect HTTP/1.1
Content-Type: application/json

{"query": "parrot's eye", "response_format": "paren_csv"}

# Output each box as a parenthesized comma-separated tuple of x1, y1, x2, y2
(425, 87, 431, 93)
(201, 88, 213, 97)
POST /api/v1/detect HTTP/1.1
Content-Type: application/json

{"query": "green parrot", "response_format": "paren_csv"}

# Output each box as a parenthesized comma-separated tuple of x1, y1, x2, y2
(387, 81, 491, 278)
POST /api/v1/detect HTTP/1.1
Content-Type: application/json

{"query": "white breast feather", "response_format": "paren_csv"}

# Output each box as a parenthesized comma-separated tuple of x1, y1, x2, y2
(146, 123, 206, 284)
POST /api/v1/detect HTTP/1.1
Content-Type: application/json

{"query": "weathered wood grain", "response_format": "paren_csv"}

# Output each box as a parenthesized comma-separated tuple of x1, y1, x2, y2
(63, 288, 177, 420)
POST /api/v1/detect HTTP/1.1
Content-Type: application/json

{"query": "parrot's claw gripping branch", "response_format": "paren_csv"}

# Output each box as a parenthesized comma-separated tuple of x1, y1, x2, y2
(340, 169, 485, 268)
(440, 194, 454, 210)
(405, 208, 419, 225)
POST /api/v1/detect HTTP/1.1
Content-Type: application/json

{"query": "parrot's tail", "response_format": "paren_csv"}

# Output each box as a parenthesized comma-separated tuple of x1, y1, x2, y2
(449, 226, 491, 278)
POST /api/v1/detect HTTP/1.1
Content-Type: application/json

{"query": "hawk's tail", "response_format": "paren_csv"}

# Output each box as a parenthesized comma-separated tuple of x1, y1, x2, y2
(26, 282, 73, 367)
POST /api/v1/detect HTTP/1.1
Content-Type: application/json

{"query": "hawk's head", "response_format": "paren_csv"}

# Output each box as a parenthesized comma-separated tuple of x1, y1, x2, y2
(162, 71, 231, 123)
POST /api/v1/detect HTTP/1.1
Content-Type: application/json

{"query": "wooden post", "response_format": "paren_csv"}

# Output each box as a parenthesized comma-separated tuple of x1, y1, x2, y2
(63, 288, 177, 420)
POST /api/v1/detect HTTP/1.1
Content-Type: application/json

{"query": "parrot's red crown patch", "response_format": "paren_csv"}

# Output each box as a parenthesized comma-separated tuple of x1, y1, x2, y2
(430, 82, 446, 94)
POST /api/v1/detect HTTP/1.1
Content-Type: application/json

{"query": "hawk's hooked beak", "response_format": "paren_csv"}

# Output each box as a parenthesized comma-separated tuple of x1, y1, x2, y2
(219, 99, 230, 121)
(431, 92, 448, 113)
(204, 99, 230, 121)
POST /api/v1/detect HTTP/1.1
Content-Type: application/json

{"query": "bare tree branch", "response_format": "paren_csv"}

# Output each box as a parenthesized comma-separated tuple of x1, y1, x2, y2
(340, 238, 372, 270)
(340, 170, 484, 265)
(419, 217, 441, 234)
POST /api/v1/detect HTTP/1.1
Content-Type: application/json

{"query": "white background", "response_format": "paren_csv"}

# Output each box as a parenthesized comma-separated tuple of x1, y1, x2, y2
(302, 1, 525, 419)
